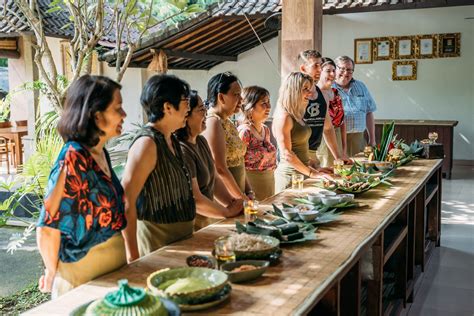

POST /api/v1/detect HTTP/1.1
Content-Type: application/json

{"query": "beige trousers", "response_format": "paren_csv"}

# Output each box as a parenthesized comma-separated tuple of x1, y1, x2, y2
(52, 234, 126, 299)
(137, 219, 194, 257)
(316, 127, 343, 167)
(246, 169, 275, 201)
(346, 132, 366, 157)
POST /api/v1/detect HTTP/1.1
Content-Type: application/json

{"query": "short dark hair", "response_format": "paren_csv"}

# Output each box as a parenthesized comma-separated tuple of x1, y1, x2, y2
(175, 90, 199, 142)
(58, 75, 121, 147)
(298, 50, 322, 64)
(321, 57, 336, 69)
(141, 74, 190, 123)
(241, 85, 270, 123)
(206, 72, 240, 108)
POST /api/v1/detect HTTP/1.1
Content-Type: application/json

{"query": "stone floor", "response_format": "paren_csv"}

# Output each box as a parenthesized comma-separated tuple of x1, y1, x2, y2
(0, 163, 473, 316)
(402, 164, 474, 316)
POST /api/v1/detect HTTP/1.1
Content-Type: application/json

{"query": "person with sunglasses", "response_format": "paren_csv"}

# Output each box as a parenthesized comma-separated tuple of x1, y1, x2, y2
(203, 72, 253, 201)
(176, 90, 243, 231)
(121, 74, 196, 262)
(273, 72, 333, 193)
(297, 50, 348, 166)
(238, 86, 277, 200)
(333, 56, 378, 156)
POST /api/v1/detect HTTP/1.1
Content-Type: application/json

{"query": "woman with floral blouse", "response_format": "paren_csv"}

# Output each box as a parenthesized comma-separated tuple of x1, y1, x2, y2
(238, 86, 277, 200)
(36, 75, 127, 298)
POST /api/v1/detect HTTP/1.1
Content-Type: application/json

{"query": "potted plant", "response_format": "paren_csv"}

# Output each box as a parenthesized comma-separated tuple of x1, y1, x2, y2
(0, 91, 11, 128)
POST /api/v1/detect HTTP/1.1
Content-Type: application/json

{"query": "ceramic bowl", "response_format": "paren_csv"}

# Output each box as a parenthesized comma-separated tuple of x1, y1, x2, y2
(318, 189, 337, 196)
(281, 207, 298, 220)
(307, 193, 324, 204)
(186, 255, 217, 269)
(297, 210, 320, 222)
(147, 267, 228, 304)
(321, 196, 341, 207)
(231, 235, 280, 259)
(375, 161, 394, 171)
(337, 194, 355, 203)
(220, 260, 269, 283)
(295, 204, 315, 213)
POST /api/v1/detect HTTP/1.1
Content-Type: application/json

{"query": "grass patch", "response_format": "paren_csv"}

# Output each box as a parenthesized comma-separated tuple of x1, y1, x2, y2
(0, 282, 50, 315)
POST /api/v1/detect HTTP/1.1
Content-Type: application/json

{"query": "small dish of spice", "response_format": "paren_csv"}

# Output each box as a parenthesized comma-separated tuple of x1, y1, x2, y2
(186, 255, 217, 269)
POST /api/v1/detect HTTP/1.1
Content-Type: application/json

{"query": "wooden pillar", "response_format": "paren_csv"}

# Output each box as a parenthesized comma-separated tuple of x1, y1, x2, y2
(281, 0, 323, 79)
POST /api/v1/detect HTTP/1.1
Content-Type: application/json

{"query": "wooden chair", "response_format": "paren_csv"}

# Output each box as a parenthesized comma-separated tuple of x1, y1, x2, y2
(0, 136, 10, 174)
(15, 120, 27, 127)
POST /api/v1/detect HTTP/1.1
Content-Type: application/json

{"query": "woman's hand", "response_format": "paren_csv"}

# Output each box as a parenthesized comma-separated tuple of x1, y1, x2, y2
(38, 268, 55, 293)
(308, 158, 320, 169)
(227, 198, 244, 216)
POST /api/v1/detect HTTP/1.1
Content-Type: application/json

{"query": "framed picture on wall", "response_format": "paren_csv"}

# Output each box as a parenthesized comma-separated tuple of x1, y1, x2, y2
(394, 36, 416, 59)
(438, 33, 461, 57)
(416, 34, 438, 59)
(354, 38, 373, 64)
(392, 61, 417, 81)
(373, 37, 394, 61)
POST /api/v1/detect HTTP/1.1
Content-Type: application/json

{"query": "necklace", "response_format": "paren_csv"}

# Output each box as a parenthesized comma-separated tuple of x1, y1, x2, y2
(89, 148, 111, 177)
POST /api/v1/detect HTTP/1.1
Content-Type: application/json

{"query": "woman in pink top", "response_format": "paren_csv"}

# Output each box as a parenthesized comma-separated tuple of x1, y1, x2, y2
(238, 86, 277, 200)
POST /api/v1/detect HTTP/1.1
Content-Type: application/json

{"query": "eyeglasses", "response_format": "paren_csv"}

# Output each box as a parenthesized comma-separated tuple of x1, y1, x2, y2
(337, 66, 354, 73)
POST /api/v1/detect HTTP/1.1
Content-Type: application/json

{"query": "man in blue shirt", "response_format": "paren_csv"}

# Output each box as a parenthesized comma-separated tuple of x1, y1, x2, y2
(333, 56, 377, 156)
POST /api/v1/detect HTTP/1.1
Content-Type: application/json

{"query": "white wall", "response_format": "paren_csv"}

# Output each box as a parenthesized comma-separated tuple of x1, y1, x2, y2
(321, 6, 474, 160)
(105, 6, 474, 160)
(169, 36, 281, 109)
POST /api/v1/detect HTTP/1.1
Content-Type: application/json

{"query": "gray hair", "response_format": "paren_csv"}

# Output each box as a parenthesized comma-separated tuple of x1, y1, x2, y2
(335, 56, 355, 68)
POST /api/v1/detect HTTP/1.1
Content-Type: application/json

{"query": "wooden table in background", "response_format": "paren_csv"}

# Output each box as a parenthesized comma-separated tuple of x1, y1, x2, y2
(0, 126, 28, 166)
(375, 119, 458, 179)
(26, 159, 443, 316)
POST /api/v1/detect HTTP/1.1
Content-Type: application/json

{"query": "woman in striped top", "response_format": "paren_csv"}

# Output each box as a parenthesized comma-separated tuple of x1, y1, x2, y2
(121, 74, 196, 263)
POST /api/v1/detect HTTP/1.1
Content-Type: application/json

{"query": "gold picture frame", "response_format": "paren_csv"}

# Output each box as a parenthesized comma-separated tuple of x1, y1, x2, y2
(392, 61, 417, 81)
(354, 38, 373, 64)
(394, 36, 416, 59)
(60, 40, 102, 81)
(416, 34, 438, 59)
(438, 33, 461, 58)
(373, 37, 394, 61)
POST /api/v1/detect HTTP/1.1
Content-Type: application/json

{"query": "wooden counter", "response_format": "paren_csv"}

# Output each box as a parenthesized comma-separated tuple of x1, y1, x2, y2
(26, 159, 443, 316)
(375, 119, 457, 179)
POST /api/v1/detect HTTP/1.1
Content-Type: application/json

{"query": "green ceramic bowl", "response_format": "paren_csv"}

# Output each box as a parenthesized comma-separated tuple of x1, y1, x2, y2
(147, 267, 228, 305)
(220, 260, 269, 283)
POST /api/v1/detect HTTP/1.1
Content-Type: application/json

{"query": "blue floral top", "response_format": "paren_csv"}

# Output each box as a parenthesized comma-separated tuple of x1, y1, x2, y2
(37, 141, 126, 263)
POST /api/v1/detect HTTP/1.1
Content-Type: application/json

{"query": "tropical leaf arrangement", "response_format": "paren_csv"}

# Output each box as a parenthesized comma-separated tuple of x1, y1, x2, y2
(271, 203, 342, 226)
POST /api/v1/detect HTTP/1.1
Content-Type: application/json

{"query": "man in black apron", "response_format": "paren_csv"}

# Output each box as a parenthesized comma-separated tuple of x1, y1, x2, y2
(297, 50, 347, 166)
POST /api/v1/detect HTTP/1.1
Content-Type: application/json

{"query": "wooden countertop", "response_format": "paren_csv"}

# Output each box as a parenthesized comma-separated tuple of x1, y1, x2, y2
(25, 159, 443, 316)
(375, 119, 458, 127)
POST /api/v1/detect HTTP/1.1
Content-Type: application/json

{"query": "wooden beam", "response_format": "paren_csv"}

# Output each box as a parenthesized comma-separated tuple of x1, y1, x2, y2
(281, 0, 323, 79)
(162, 49, 236, 62)
(0, 49, 20, 59)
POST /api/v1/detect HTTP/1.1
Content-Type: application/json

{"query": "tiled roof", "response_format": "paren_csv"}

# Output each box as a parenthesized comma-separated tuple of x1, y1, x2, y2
(0, 0, 73, 38)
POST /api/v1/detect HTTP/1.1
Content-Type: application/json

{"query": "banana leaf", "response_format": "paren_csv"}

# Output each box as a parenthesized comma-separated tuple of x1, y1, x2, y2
(375, 121, 395, 161)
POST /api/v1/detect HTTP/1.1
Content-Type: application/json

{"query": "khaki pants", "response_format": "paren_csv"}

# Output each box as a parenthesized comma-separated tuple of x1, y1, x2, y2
(52, 234, 126, 299)
(346, 132, 366, 157)
(228, 164, 246, 193)
(137, 220, 194, 257)
(246, 169, 275, 201)
(316, 127, 343, 167)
